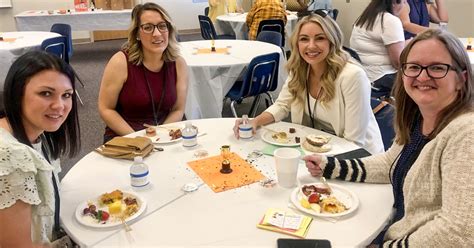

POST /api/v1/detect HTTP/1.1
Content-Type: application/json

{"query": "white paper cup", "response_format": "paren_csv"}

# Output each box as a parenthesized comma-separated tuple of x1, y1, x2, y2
(274, 148, 300, 188)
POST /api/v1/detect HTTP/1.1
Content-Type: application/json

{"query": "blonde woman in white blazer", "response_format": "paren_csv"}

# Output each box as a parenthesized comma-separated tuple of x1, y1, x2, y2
(233, 12, 384, 154)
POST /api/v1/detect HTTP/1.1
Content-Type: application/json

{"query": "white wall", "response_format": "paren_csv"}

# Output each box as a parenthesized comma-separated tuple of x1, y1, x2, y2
(1, 0, 473, 40)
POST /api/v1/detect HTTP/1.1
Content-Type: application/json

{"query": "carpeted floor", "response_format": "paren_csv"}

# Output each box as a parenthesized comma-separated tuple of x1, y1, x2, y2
(61, 33, 271, 178)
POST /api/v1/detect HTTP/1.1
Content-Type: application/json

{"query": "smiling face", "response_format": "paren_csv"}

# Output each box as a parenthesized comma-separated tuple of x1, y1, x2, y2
(297, 22, 331, 70)
(138, 10, 169, 55)
(403, 38, 465, 115)
(21, 70, 73, 141)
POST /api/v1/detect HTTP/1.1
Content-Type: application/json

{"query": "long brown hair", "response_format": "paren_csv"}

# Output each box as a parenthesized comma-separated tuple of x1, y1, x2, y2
(122, 2, 180, 65)
(392, 29, 473, 144)
(286, 14, 349, 105)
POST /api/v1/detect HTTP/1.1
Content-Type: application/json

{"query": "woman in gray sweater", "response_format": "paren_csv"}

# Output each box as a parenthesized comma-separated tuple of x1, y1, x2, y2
(303, 29, 473, 247)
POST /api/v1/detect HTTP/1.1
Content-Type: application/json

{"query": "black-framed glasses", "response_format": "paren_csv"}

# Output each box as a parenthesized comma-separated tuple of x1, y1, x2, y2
(140, 22, 169, 34)
(401, 63, 457, 79)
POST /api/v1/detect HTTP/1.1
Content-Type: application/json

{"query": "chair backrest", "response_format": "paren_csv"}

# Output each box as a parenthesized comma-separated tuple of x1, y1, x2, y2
(198, 15, 218, 40)
(50, 23, 73, 59)
(256, 31, 283, 47)
(343, 46, 361, 63)
(238, 52, 280, 98)
(332, 9, 339, 20)
(257, 19, 285, 46)
(41, 36, 69, 63)
(204, 7, 209, 16)
(371, 98, 395, 151)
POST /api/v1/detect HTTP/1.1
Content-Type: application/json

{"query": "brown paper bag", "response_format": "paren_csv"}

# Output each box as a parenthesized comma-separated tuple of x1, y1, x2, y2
(96, 136, 153, 160)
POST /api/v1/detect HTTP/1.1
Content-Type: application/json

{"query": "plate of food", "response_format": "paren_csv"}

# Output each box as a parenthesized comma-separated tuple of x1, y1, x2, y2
(300, 134, 333, 153)
(290, 183, 358, 218)
(261, 126, 306, 147)
(138, 125, 183, 144)
(75, 189, 147, 228)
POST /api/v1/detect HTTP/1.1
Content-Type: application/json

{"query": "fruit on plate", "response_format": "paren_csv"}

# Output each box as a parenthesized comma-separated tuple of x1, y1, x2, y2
(300, 198, 311, 209)
(310, 203, 321, 213)
(108, 200, 123, 215)
(308, 193, 320, 204)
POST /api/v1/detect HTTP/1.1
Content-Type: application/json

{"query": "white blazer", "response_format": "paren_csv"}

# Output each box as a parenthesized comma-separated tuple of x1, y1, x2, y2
(265, 63, 384, 154)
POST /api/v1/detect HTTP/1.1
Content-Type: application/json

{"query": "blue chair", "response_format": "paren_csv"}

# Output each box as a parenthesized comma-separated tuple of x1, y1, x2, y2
(256, 30, 283, 47)
(371, 98, 395, 151)
(198, 15, 235, 40)
(225, 52, 280, 117)
(50, 23, 85, 88)
(257, 19, 285, 46)
(41, 36, 84, 105)
(41, 36, 69, 63)
(50, 23, 73, 60)
(204, 7, 209, 16)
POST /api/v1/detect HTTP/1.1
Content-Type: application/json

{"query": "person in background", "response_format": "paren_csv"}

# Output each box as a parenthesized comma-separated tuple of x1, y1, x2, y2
(246, 0, 287, 40)
(304, 29, 473, 247)
(208, 0, 244, 23)
(350, 0, 406, 99)
(235, 12, 384, 154)
(297, 0, 332, 11)
(98, 2, 188, 143)
(399, 0, 448, 40)
(0, 51, 81, 247)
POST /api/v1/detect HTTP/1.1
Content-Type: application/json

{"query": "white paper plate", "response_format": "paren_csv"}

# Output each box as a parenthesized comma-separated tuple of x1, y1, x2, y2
(290, 183, 359, 218)
(75, 191, 147, 228)
(261, 126, 306, 147)
(134, 125, 184, 144)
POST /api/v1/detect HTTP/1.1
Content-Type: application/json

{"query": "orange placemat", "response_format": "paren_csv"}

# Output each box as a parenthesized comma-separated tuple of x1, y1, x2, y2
(188, 152, 265, 193)
(196, 47, 229, 54)
(0, 38, 17, 42)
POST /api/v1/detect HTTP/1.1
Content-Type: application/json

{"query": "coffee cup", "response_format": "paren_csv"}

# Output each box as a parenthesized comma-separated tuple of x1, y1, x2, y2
(274, 148, 300, 188)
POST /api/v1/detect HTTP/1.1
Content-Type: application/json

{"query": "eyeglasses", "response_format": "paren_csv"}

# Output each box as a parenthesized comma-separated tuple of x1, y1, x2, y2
(140, 22, 169, 34)
(401, 63, 457, 79)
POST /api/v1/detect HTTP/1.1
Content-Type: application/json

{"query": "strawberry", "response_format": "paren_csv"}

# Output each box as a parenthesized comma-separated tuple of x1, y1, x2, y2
(96, 210, 110, 222)
(308, 193, 320, 204)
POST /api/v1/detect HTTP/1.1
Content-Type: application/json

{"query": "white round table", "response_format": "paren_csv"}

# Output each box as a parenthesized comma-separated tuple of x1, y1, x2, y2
(216, 12, 298, 50)
(60, 118, 394, 247)
(180, 40, 287, 119)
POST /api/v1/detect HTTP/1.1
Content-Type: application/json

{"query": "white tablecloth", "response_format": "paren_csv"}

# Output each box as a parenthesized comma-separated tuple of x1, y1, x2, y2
(60, 118, 394, 247)
(0, 31, 60, 105)
(459, 38, 474, 71)
(181, 40, 288, 119)
(14, 9, 132, 31)
(216, 12, 298, 50)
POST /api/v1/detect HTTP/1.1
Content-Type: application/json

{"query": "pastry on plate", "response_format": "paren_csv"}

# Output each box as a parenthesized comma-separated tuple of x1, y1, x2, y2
(302, 134, 332, 153)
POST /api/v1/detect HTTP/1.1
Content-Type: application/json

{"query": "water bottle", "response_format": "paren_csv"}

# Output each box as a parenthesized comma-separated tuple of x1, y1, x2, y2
(130, 156, 149, 188)
(239, 115, 253, 139)
(182, 122, 197, 147)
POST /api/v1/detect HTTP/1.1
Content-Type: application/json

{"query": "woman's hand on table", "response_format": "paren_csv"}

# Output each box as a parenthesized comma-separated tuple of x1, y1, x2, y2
(302, 154, 324, 177)
(233, 118, 258, 139)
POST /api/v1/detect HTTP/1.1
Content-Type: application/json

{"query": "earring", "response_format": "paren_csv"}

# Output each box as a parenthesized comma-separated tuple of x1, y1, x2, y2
(136, 37, 140, 41)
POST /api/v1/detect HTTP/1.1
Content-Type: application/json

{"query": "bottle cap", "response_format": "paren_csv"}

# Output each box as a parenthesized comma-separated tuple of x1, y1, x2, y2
(134, 156, 143, 163)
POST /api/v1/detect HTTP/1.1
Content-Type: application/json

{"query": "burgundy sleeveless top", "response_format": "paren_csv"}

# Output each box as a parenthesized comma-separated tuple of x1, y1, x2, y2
(104, 51, 177, 141)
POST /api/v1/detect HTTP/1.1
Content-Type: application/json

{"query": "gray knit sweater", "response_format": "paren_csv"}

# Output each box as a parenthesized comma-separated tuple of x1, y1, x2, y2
(320, 112, 474, 247)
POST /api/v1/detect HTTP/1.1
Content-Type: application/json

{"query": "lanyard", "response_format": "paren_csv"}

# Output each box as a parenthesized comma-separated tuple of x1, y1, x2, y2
(143, 63, 167, 125)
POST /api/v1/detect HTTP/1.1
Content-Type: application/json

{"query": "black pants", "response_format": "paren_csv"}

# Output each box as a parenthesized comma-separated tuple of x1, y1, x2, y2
(371, 73, 397, 99)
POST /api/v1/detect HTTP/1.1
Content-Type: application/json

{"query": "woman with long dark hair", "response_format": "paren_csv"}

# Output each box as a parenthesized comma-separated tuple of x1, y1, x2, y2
(0, 51, 81, 246)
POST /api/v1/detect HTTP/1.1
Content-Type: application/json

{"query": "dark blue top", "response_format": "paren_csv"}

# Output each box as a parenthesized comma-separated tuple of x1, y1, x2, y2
(391, 118, 429, 222)
(405, 0, 430, 39)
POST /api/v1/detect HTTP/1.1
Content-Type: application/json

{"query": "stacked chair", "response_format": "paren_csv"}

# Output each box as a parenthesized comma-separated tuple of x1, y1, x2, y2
(225, 52, 280, 117)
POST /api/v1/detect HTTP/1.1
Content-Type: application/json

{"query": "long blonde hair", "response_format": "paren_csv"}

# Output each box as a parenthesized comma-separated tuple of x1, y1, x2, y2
(122, 2, 180, 65)
(286, 14, 349, 105)
(392, 29, 473, 144)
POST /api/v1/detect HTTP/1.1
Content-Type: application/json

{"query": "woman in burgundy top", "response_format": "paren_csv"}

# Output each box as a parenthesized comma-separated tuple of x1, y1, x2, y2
(99, 2, 188, 142)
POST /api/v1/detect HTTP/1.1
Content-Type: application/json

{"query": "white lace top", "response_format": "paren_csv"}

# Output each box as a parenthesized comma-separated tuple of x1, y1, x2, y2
(0, 128, 61, 244)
